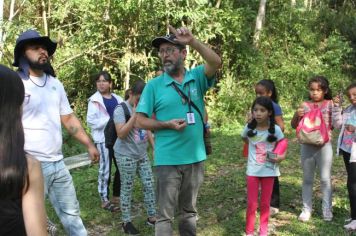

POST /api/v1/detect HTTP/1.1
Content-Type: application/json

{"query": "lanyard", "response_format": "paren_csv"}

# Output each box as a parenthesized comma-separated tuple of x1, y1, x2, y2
(171, 82, 205, 128)
(172, 82, 192, 112)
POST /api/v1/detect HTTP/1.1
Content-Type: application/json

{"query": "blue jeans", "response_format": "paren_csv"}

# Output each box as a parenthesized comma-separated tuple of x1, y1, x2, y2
(155, 161, 204, 236)
(41, 160, 87, 236)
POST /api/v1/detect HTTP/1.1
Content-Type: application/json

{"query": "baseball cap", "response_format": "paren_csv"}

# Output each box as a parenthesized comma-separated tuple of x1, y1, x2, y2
(151, 34, 185, 49)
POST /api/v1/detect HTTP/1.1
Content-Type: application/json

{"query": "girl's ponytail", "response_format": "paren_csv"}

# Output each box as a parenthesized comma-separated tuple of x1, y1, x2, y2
(247, 119, 257, 137)
(267, 115, 277, 142)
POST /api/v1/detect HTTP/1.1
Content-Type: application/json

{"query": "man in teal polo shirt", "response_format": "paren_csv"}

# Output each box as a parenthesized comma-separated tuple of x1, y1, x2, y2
(136, 25, 221, 236)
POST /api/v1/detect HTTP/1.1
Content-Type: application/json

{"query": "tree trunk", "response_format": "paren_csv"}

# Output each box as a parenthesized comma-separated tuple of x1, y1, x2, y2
(0, 0, 3, 60)
(215, 0, 221, 8)
(9, 0, 15, 20)
(124, 57, 131, 90)
(253, 0, 267, 48)
(304, 0, 313, 9)
(41, 0, 48, 35)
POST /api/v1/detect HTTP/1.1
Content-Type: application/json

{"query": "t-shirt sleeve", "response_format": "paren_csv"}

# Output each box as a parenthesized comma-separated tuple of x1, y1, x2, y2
(113, 105, 126, 125)
(136, 82, 155, 117)
(275, 125, 284, 141)
(273, 102, 283, 116)
(241, 125, 249, 138)
(58, 81, 73, 115)
(191, 65, 215, 95)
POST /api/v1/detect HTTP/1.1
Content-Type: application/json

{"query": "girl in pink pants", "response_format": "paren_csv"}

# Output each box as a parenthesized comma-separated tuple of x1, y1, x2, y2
(241, 96, 288, 236)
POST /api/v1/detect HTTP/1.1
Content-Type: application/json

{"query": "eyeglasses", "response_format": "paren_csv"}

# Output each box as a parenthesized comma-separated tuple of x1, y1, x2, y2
(24, 93, 31, 105)
(158, 47, 178, 57)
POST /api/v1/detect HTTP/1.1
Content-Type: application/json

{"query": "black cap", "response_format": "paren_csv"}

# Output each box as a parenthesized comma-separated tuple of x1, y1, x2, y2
(151, 34, 185, 49)
(13, 29, 57, 67)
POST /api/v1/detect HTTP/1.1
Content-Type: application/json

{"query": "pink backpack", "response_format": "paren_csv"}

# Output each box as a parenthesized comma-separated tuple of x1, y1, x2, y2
(296, 101, 330, 146)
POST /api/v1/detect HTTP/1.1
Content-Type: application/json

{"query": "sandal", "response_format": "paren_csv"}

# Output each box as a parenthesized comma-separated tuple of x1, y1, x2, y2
(101, 201, 120, 212)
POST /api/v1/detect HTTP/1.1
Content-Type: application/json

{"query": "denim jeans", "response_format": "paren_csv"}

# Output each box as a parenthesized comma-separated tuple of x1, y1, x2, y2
(300, 142, 333, 212)
(41, 160, 87, 236)
(155, 161, 204, 236)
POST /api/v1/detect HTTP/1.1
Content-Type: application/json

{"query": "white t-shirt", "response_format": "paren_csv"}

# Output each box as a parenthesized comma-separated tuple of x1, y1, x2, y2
(22, 74, 73, 162)
(241, 124, 284, 177)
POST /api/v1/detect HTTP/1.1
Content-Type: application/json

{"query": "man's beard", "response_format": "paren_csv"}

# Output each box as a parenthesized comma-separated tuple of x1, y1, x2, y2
(163, 57, 183, 75)
(26, 56, 50, 71)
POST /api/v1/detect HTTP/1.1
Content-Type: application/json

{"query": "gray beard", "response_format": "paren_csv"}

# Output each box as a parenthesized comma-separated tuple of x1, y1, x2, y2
(163, 57, 183, 75)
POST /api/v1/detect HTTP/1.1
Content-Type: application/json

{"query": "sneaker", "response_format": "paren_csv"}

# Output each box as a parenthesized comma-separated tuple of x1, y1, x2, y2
(298, 210, 311, 222)
(101, 201, 120, 212)
(270, 207, 279, 216)
(122, 222, 140, 235)
(47, 218, 57, 236)
(146, 217, 156, 227)
(344, 220, 356, 231)
(322, 208, 333, 221)
(345, 218, 352, 223)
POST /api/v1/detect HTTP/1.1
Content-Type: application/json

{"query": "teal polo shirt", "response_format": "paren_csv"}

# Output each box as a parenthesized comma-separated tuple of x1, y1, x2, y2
(136, 65, 214, 166)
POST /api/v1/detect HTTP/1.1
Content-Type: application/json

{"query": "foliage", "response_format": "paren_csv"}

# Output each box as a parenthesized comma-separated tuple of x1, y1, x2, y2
(1, 0, 356, 128)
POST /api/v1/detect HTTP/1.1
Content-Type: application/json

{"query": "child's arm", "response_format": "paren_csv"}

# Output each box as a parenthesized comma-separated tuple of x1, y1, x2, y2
(148, 130, 155, 149)
(272, 152, 287, 163)
(115, 105, 136, 139)
(275, 116, 285, 132)
(274, 103, 285, 131)
(147, 130, 155, 159)
(268, 138, 288, 163)
(291, 103, 304, 129)
(332, 94, 343, 129)
(242, 137, 248, 143)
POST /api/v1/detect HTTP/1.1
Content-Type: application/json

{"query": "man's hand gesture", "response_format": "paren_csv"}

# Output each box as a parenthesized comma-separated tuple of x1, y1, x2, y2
(169, 25, 195, 46)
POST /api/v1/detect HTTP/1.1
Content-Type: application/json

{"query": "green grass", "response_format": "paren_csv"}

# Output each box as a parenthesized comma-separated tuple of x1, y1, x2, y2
(47, 125, 356, 235)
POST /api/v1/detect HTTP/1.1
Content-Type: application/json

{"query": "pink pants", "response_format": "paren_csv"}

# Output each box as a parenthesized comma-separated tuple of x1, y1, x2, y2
(246, 176, 274, 236)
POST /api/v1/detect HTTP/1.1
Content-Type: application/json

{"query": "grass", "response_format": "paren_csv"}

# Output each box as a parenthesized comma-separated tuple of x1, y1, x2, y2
(47, 124, 356, 235)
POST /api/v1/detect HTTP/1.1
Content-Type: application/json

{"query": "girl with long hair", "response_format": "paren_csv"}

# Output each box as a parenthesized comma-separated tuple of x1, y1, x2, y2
(0, 64, 46, 235)
(242, 96, 287, 236)
(291, 76, 334, 222)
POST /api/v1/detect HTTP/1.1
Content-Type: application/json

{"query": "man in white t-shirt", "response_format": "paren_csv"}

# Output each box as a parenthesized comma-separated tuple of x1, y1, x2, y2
(13, 29, 100, 236)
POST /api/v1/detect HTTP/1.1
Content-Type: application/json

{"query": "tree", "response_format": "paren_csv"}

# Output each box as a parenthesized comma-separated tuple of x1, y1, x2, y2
(253, 0, 267, 48)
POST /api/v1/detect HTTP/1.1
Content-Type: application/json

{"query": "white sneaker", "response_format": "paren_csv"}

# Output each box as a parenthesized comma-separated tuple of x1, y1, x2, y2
(344, 220, 356, 231)
(298, 210, 311, 222)
(322, 208, 333, 221)
(270, 207, 279, 216)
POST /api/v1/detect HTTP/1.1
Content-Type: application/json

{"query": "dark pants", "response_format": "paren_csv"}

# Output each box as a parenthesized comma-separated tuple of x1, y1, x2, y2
(342, 150, 356, 220)
(108, 147, 121, 197)
(270, 177, 280, 208)
(155, 161, 204, 236)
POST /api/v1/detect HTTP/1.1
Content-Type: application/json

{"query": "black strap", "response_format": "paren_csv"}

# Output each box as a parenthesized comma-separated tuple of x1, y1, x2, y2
(120, 102, 131, 122)
(171, 83, 205, 126)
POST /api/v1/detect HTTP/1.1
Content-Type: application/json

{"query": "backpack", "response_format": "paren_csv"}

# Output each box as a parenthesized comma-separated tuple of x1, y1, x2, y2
(296, 101, 330, 146)
(104, 102, 130, 148)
